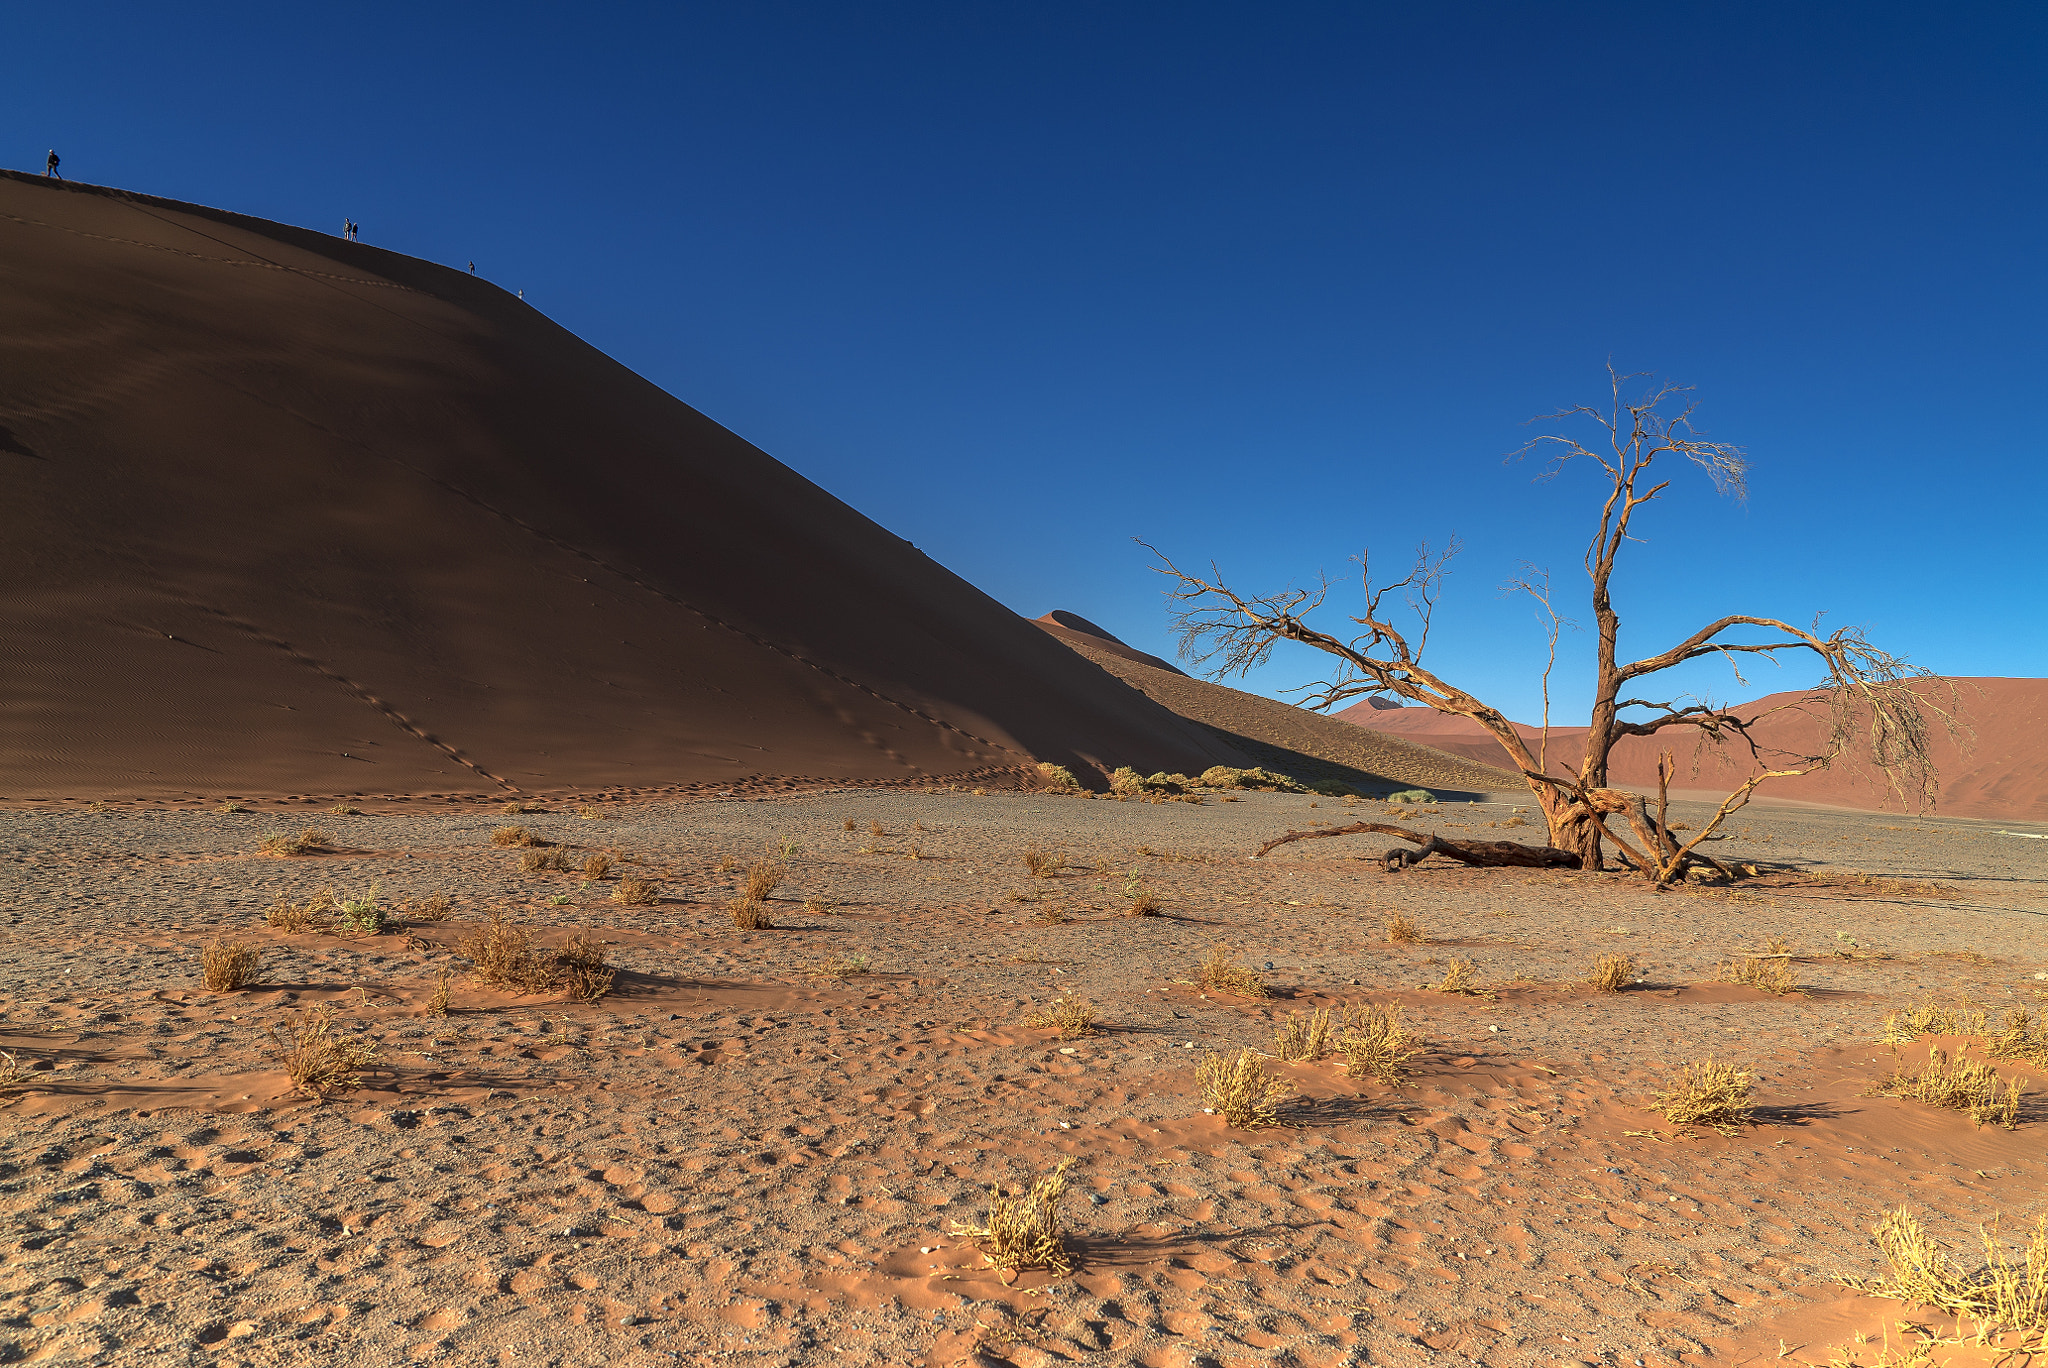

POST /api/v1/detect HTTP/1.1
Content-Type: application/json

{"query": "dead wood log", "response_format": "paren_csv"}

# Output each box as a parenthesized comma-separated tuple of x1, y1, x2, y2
(1252, 822, 1580, 873)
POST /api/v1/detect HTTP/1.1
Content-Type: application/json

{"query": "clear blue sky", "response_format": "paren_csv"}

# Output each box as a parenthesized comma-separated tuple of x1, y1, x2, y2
(10, 3, 2044, 724)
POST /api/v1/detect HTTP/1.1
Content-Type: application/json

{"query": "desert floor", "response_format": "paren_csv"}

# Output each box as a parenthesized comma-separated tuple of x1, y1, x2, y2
(2, 791, 2045, 1367)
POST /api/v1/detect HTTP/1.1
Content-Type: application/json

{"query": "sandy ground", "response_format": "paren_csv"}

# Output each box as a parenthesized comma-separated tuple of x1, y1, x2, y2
(3, 791, 2046, 1367)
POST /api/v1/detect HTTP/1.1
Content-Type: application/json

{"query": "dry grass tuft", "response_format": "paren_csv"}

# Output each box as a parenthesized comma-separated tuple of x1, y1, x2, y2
(266, 889, 337, 932)
(1432, 958, 1479, 995)
(1761, 934, 1793, 955)
(1197, 944, 1267, 998)
(1125, 888, 1163, 917)
(260, 828, 330, 857)
(334, 885, 385, 936)
(200, 939, 260, 992)
(492, 825, 540, 847)
(1022, 846, 1065, 879)
(269, 1006, 379, 1101)
(425, 967, 451, 1018)
(501, 801, 542, 815)
(743, 860, 786, 901)
(843, 818, 857, 832)
(1875, 1046, 2024, 1129)
(948, 1159, 1077, 1278)
(611, 877, 657, 907)
(458, 911, 559, 994)
(1384, 912, 1425, 944)
(1024, 998, 1097, 1039)
(730, 897, 775, 931)
(1586, 953, 1636, 992)
(869, 820, 886, 839)
(580, 852, 613, 881)
(1030, 902, 1073, 926)
(576, 805, 604, 820)
(1035, 762, 1082, 791)
(1851, 1205, 2048, 1343)
(1335, 1003, 1421, 1084)
(556, 933, 616, 1003)
(518, 847, 576, 873)
(1648, 1059, 1755, 1133)
(401, 892, 452, 923)
(802, 897, 832, 917)
(1198, 1049, 1294, 1128)
(1718, 955, 1801, 995)
(1272, 1007, 1334, 1062)
(215, 801, 250, 814)
(0, 1051, 26, 1091)
(329, 804, 362, 816)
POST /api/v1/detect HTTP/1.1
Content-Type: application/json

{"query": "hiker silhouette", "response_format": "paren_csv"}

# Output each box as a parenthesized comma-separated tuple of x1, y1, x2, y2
(45, 150, 60, 179)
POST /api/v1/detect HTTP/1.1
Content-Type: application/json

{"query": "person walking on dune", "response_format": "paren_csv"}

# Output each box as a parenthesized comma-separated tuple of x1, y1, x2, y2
(343, 219, 357, 241)
(45, 150, 60, 179)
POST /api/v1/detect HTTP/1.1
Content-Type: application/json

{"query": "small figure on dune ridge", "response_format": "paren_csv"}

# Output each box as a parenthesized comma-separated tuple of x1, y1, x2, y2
(45, 149, 61, 179)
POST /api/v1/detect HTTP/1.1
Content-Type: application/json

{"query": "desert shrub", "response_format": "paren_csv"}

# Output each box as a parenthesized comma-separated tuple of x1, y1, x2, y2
(425, 968, 451, 1018)
(502, 801, 542, 815)
(743, 860, 786, 901)
(401, 892, 452, 923)
(1431, 958, 1480, 995)
(1718, 955, 1800, 995)
(730, 897, 774, 930)
(802, 897, 832, 916)
(1384, 912, 1424, 944)
(1272, 1007, 1333, 1062)
(1125, 886, 1163, 916)
(576, 805, 604, 820)
(1850, 1206, 2048, 1342)
(1109, 766, 1148, 795)
(581, 852, 613, 881)
(492, 825, 540, 848)
(1022, 846, 1064, 879)
(215, 801, 249, 815)
(458, 911, 559, 993)
(266, 889, 337, 933)
(1197, 944, 1266, 998)
(270, 1007, 378, 1101)
(1648, 1059, 1755, 1133)
(611, 877, 656, 906)
(1386, 789, 1436, 803)
(329, 804, 361, 816)
(335, 885, 385, 936)
(1336, 1003, 1420, 1084)
(1024, 998, 1096, 1039)
(260, 828, 330, 857)
(1197, 765, 1307, 793)
(1309, 780, 1357, 797)
(806, 953, 872, 977)
(1876, 1047, 2024, 1129)
(200, 939, 260, 992)
(556, 933, 616, 1003)
(1586, 954, 1635, 992)
(0, 1051, 25, 1090)
(1035, 762, 1081, 791)
(1198, 1049, 1293, 1128)
(948, 1159, 1076, 1276)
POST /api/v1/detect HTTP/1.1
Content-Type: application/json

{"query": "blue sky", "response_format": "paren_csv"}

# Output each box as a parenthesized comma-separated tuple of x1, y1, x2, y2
(10, 2, 2044, 724)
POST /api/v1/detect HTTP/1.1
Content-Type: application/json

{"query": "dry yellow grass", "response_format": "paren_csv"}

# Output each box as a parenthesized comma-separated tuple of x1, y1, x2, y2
(743, 860, 786, 901)
(1432, 958, 1479, 995)
(1586, 953, 1635, 992)
(401, 892, 452, 923)
(1197, 944, 1266, 998)
(1718, 954, 1800, 995)
(328, 804, 361, 816)
(269, 1006, 378, 1101)
(501, 801, 542, 815)
(1022, 846, 1065, 879)
(948, 1158, 1077, 1277)
(215, 801, 249, 815)
(576, 805, 604, 820)
(260, 828, 330, 857)
(200, 939, 259, 992)
(580, 852, 613, 881)
(492, 825, 539, 848)
(1271, 1007, 1333, 1062)
(611, 877, 656, 906)
(1023, 998, 1096, 1040)
(1851, 1205, 2048, 1344)
(265, 889, 337, 933)
(1875, 1046, 2025, 1129)
(805, 953, 872, 977)
(425, 967, 451, 1018)
(556, 933, 616, 1003)
(1126, 889, 1163, 916)
(1335, 1003, 1420, 1085)
(458, 911, 559, 993)
(1384, 912, 1425, 944)
(1647, 1059, 1755, 1133)
(730, 897, 774, 930)
(1198, 1049, 1293, 1128)
(802, 897, 832, 917)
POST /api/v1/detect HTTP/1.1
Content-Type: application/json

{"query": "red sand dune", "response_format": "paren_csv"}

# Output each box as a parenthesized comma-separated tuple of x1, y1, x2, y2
(1336, 678, 2048, 821)
(0, 172, 1253, 802)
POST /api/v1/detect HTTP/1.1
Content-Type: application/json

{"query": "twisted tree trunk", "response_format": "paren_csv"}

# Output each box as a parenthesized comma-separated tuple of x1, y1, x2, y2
(1253, 821, 1580, 872)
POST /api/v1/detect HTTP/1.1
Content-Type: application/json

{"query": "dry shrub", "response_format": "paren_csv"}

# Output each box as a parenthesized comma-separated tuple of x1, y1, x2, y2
(715, 854, 739, 873)
(1125, 888, 1163, 917)
(401, 892, 452, 923)
(1035, 762, 1081, 791)
(1586, 954, 1635, 992)
(576, 805, 604, 820)
(1030, 902, 1072, 926)
(802, 897, 832, 916)
(1852, 1205, 2048, 1343)
(425, 968, 451, 1018)
(1024, 998, 1096, 1040)
(743, 860, 786, 901)
(1648, 1059, 1755, 1133)
(329, 804, 361, 816)
(843, 818, 857, 831)
(556, 933, 616, 1003)
(269, 1006, 378, 1101)
(502, 801, 541, 815)
(1718, 955, 1800, 995)
(869, 820, 886, 839)
(580, 852, 613, 881)
(730, 897, 774, 930)
(1432, 958, 1479, 995)
(1876, 1047, 2025, 1129)
(0, 1051, 25, 1090)
(1336, 1003, 1420, 1084)
(458, 911, 559, 993)
(215, 801, 249, 814)
(972, 787, 988, 797)
(1761, 934, 1793, 955)
(1384, 912, 1425, 944)
(806, 953, 871, 977)
(1198, 1049, 1293, 1128)
(1197, 944, 1266, 998)
(611, 877, 656, 906)
(200, 939, 260, 992)
(1272, 1008, 1333, 1062)
(1884, 1002, 2048, 1070)
(266, 889, 337, 932)
(260, 828, 330, 857)
(492, 825, 539, 847)
(1022, 846, 1064, 879)
(948, 1158, 1076, 1277)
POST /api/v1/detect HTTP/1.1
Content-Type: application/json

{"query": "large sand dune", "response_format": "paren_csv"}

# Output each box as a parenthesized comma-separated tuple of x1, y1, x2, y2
(0, 172, 1253, 802)
(1337, 677, 2048, 821)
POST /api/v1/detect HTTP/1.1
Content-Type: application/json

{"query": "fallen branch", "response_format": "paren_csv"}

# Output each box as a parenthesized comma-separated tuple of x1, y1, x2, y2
(1252, 822, 1579, 872)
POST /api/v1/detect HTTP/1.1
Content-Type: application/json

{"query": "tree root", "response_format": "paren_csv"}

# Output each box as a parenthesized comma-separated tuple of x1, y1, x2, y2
(1252, 822, 1580, 872)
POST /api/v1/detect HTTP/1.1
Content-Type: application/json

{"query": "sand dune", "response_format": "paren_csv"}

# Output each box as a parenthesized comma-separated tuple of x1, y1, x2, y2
(1034, 614, 1525, 795)
(1337, 678, 2048, 821)
(0, 173, 1250, 803)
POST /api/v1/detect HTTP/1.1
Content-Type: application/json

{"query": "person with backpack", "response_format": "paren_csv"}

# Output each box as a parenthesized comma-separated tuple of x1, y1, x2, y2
(45, 150, 60, 178)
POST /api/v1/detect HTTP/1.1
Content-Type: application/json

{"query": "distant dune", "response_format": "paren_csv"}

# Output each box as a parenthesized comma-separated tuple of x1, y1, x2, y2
(1034, 615, 1525, 796)
(1336, 679, 2048, 821)
(0, 172, 1254, 802)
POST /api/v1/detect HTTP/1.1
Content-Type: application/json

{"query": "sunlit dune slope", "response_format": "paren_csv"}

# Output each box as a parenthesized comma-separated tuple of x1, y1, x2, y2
(0, 172, 1250, 801)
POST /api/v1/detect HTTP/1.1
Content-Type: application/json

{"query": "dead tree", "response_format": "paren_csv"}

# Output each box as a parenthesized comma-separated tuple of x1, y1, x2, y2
(1253, 821, 1579, 872)
(1149, 367, 1963, 886)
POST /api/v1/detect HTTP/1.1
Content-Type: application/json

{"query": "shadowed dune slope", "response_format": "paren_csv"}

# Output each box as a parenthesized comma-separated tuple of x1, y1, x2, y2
(1035, 620, 1524, 795)
(1032, 611, 1188, 675)
(0, 173, 1253, 801)
(1337, 678, 2048, 821)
